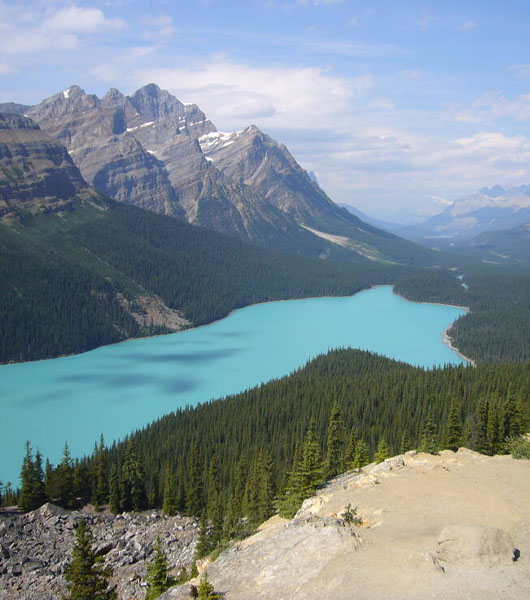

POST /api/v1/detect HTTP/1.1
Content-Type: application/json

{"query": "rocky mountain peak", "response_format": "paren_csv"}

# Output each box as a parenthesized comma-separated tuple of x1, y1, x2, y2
(128, 83, 184, 122)
(27, 85, 99, 122)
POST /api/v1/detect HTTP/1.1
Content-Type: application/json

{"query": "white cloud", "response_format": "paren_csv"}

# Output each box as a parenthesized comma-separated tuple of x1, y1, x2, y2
(42, 7, 125, 34)
(0, 4, 125, 57)
(297, 0, 343, 5)
(450, 92, 530, 123)
(136, 57, 357, 129)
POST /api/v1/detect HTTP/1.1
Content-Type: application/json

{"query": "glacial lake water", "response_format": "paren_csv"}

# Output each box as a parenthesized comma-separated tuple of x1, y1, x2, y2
(0, 286, 467, 485)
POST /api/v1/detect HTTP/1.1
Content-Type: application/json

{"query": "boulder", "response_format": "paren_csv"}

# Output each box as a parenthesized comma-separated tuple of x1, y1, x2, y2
(435, 525, 517, 568)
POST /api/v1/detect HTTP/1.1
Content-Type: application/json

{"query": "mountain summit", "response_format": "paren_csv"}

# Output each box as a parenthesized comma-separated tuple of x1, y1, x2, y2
(16, 84, 437, 265)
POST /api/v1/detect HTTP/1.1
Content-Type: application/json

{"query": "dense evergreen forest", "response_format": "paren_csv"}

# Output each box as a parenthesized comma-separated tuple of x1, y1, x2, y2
(396, 264, 530, 363)
(3, 194, 530, 364)
(8, 350, 529, 551)
(0, 198, 402, 363)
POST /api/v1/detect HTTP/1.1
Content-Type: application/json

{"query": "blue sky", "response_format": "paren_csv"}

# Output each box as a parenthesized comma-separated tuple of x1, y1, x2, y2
(1, 0, 530, 220)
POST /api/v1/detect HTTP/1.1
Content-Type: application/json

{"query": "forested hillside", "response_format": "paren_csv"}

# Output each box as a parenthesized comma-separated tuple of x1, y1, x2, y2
(0, 197, 402, 363)
(396, 264, 530, 363)
(13, 349, 529, 546)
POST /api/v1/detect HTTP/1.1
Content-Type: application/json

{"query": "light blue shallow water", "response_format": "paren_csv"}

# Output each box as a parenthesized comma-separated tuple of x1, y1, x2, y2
(0, 286, 467, 485)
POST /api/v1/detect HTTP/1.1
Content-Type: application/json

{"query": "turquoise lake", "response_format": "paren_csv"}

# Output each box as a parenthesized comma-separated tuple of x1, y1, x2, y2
(0, 286, 467, 485)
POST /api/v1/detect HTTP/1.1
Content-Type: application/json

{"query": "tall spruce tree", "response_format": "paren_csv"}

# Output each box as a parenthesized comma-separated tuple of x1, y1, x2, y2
(445, 399, 463, 452)
(344, 429, 357, 470)
(185, 441, 204, 516)
(92, 436, 108, 509)
(120, 440, 147, 512)
(353, 439, 370, 469)
(56, 443, 75, 509)
(324, 403, 345, 479)
(419, 411, 438, 454)
(19, 442, 46, 512)
(63, 521, 116, 600)
(162, 464, 178, 516)
(109, 465, 121, 514)
(374, 438, 390, 463)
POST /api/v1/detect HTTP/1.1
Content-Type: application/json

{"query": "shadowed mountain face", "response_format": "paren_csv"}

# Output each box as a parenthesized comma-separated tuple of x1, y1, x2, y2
(19, 84, 439, 265)
(0, 113, 89, 218)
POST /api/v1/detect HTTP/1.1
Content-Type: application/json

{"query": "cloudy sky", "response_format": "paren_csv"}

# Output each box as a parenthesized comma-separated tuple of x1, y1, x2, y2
(1, 0, 530, 221)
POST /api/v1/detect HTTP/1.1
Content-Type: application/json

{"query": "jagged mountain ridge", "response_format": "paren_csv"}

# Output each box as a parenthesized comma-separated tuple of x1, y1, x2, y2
(21, 83, 439, 265)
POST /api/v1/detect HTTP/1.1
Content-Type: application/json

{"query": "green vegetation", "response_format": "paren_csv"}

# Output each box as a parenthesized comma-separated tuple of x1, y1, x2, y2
(0, 197, 400, 364)
(144, 537, 174, 600)
(395, 264, 530, 363)
(13, 349, 529, 557)
(63, 521, 116, 600)
(505, 436, 530, 459)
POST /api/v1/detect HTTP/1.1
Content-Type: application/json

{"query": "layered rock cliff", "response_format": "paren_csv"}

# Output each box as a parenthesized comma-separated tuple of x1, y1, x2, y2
(19, 84, 438, 265)
(0, 113, 89, 218)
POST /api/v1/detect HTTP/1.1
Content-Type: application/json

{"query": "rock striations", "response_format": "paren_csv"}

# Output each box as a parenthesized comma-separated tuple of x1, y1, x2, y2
(0, 503, 198, 600)
(0, 113, 89, 219)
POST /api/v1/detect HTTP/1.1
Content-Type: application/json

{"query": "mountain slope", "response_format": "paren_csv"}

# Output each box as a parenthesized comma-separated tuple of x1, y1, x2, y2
(1, 112, 406, 363)
(400, 184, 530, 246)
(21, 84, 442, 266)
(455, 222, 530, 263)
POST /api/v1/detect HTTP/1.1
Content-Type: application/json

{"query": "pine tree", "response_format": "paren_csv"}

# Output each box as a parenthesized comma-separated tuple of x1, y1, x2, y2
(197, 572, 220, 600)
(486, 401, 502, 455)
(56, 443, 75, 509)
(19, 442, 46, 512)
(185, 441, 204, 516)
(445, 398, 463, 452)
(63, 521, 116, 600)
(374, 438, 390, 463)
(419, 411, 438, 454)
(162, 464, 178, 516)
(145, 537, 172, 600)
(195, 512, 211, 559)
(109, 465, 121, 514)
(344, 429, 357, 469)
(92, 436, 108, 509)
(474, 397, 489, 454)
(324, 403, 345, 479)
(298, 421, 322, 498)
(120, 440, 147, 512)
(352, 439, 370, 469)
(399, 430, 412, 453)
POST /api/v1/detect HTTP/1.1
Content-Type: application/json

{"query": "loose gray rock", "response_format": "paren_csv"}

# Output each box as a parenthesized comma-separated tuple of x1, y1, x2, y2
(0, 504, 198, 600)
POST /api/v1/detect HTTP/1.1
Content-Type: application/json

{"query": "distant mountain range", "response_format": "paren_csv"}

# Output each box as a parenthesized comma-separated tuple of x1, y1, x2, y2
(398, 185, 530, 249)
(0, 84, 439, 266)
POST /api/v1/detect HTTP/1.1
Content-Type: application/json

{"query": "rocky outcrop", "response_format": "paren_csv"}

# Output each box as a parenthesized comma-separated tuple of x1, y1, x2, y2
(0, 503, 198, 600)
(0, 113, 88, 218)
(180, 450, 530, 600)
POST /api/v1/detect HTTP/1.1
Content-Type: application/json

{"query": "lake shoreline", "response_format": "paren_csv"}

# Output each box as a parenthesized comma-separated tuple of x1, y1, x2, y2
(2, 283, 472, 367)
(390, 288, 474, 366)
